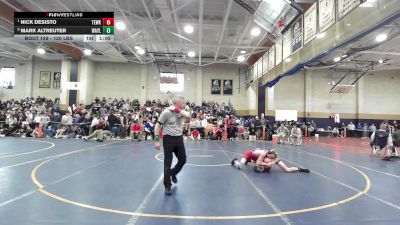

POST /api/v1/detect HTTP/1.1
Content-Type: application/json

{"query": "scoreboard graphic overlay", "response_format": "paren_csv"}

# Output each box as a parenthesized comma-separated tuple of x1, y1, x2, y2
(14, 12, 114, 42)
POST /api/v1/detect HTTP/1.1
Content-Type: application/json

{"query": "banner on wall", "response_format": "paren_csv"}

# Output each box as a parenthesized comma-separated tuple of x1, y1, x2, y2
(275, 37, 283, 65)
(282, 31, 291, 60)
(338, 0, 361, 19)
(223, 79, 233, 95)
(291, 16, 303, 53)
(318, 0, 336, 32)
(39, 71, 51, 88)
(304, 2, 317, 45)
(53, 72, 61, 88)
(268, 46, 275, 70)
(53, 72, 61, 81)
(262, 52, 269, 74)
(211, 79, 221, 95)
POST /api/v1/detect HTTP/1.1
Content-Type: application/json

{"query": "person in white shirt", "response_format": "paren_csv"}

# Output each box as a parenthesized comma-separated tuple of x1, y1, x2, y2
(90, 114, 99, 134)
(290, 124, 302, 145)
(25, 111, 33, 124)
(347, 122, 356, 137)
(33, 113, 42, 129)
(40, 113, 51, 131)
(61, 112, 73, 126)
(277, 123, 290, 144)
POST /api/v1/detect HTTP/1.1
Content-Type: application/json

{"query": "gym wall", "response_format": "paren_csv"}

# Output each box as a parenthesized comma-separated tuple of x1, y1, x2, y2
(266, 68, 400, 126)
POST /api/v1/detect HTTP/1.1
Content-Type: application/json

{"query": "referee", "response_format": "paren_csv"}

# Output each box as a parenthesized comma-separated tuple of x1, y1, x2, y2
(154, 96, 191, 195)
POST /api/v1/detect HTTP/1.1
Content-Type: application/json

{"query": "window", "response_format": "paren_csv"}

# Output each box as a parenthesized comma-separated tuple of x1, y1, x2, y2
(159, 73, 184, 93)
(0, 67, 15, 89)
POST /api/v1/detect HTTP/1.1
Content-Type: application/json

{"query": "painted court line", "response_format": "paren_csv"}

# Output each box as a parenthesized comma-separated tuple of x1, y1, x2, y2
(29, 142, 371, 220)
(125, 175, 164, 225)
(240, 172, 293, 225)
(0, 190, 37, 207)
(284, 147, 400, 179)
(0, 140, 55, 159)
(283, 156, 400, 211)
(0, 143, 126, 208)
(0, 141, 120, 170)
(216, 143, 293, 225)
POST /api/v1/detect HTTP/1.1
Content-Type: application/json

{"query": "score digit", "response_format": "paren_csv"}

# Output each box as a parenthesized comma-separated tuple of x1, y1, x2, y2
(102, 18, 114, 26)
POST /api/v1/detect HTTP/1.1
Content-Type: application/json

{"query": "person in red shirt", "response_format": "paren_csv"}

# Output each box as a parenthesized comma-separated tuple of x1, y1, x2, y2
(130, 120, 142, 141)
(215, 125, 223, 140)
(190, 129, 200, 141)
(225, 115, 234, 140)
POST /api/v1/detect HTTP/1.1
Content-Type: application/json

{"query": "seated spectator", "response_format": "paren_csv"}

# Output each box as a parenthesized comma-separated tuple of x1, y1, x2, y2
(190, 129, 201, 141)
(238, 125, 246, 140)
(248, 123, 256, 141)
(108, 111, 122, 138)
(290, 124, 302, 145)
(347, 122, 356, 137)
(332, 127, 341, 137)
(144, 118, 155, 140)
(308, 124, 316, 137)
(84, 120, 111, 142)
(55, 125, 66, 138)
(61, 111, 73, 126)
(46, 125, 56, 137)
(277, 123, 290, 144)
(130, 120, 142, 141)
(215, 125, 223, 140)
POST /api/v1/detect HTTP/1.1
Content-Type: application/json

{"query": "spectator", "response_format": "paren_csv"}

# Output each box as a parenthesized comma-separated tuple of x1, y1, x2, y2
(144, 118, 155, 140)
(190, 129, 201, 141)
(290, 124, 302, 145)
(369, 123, 376, 132)
(347, 122, 356, 137)
(248, 123, 256, 141)
(277, 123, 290, 144)
(130, 120, 142, 141)
(61, 112, 73, 126)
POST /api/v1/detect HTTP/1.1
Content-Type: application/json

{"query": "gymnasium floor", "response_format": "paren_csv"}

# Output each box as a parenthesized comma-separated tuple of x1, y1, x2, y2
(0, 137, 399, 225)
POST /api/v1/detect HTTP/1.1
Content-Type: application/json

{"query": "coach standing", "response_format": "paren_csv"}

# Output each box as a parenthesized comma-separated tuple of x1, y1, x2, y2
(154, 96, 191, 195)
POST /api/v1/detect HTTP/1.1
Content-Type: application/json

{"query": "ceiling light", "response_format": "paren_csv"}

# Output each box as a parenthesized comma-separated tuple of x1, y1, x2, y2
(284, 58, 292, 62)
(342, 54, 348, 58)
(37, 48, 45, 54)
(240, 50, 247, 54)
(360, 0, 375, 7)
(83, 49, 92, 56)
(334, 57, 341, 62)
(184, 25, 194, 34)
(137, 49, 145, 55)
(187, 51, 196, 57)
(115, 21, 126, 30)
(378, 59, 384, 64)
(237, 55, 245, 62)
(346, 23, 351, 26)
(316, 32, 326, 39)
(134, 46, 141, 50)
(375, 33, 387, 42)
(251, 27, 261, 36)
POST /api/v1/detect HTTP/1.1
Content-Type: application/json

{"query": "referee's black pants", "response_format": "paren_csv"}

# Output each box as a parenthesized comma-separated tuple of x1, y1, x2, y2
(163, 135, 186, 188)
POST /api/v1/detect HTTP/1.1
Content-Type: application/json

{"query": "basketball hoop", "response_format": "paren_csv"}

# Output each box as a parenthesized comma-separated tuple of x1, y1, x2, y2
(330, 84, 355, 93)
